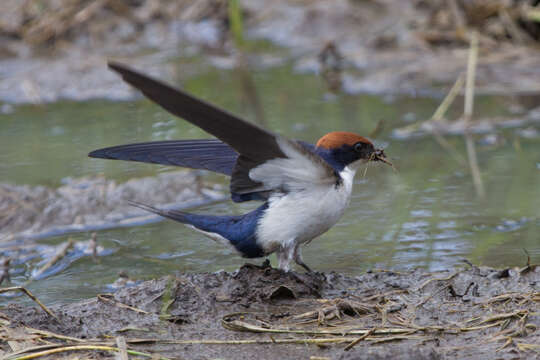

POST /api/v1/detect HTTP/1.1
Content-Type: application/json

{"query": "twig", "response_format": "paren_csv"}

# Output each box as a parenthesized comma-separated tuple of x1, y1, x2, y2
(129, 336, 415, 345)
(395, 73, 463, 133)
(31, 238, 74, 280)
(343, 328, 375, 351)
(0, 287, 57, 320)
(432, 73, 465, 123)
(393, 74, 467, 166)
(463, 30, 485, 199)
(464, 31, 478, 124)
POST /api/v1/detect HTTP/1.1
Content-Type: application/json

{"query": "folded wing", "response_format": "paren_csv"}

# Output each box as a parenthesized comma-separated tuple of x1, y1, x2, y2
(249, 137, 338, 193)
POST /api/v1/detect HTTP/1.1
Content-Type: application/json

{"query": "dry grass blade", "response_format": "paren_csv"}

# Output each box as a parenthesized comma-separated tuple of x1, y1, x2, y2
(369, 334, 426, 344)
(27, 327, 85, 343)
(343, 328, 375, 351)
(222, 315, 413, 336)
(5, 345, 170, 360)
(292, 298, 375, 322)
(158, 337, 360, 345)
(516, 342, 540, 352)
(97, 294, 150, 314)
(0, 287, 57, 320)
(478, 291, 540, 305)
(465, 310, 528, 326)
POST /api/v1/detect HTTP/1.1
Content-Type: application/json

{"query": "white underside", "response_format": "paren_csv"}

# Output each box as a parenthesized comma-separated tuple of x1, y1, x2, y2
(185, 135, 363, 271)
(185, 224, 236, 250)
(256, 166, 357, 271)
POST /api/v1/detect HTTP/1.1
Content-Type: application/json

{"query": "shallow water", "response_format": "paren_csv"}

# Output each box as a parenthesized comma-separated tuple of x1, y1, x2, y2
(1, 62, 539, 304)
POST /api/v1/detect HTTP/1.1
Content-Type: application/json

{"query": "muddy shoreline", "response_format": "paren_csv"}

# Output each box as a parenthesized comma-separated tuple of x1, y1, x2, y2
(2, 263, 539, 359)
(0, 171, 225, 243)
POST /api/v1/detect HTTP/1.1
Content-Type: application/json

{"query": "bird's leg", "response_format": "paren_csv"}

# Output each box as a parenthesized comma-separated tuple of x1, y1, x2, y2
(293, 244, 312, 272)
(277, 246, 294, 272)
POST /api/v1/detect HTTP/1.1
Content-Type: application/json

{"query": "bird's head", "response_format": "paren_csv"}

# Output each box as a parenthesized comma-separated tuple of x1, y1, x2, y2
(316, 131, 392, 171)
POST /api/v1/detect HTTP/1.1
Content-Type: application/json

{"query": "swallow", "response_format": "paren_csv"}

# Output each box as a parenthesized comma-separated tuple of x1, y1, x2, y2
(89, 62, 392, 272)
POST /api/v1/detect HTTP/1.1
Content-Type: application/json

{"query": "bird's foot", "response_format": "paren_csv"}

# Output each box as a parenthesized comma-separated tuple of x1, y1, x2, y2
(242, 258, 272, 270)
(296, 259, 312, 273)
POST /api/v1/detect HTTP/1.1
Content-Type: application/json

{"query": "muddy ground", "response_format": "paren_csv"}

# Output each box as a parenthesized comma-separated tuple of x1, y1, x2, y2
(2, 263, 539, 359)
(1, 2, 540, 359)
(1, 0, 540, 104)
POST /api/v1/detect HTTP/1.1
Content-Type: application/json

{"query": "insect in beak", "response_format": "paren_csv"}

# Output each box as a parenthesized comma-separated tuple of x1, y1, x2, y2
(371, 148, 396, 171)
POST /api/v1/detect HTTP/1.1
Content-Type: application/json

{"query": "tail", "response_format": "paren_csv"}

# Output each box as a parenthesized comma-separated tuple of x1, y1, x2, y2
(128, 200, 267, 258)
(128, 200, 191, 224)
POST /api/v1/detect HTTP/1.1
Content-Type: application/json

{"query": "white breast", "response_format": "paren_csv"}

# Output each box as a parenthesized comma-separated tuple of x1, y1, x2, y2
(256, 166, 356, 254)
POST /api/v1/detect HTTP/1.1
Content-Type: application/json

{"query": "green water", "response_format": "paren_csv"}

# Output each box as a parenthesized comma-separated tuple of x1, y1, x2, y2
(1, 63, 539, 304)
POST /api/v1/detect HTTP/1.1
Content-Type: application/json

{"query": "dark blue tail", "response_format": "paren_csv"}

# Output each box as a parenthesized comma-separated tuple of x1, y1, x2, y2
(128, 201, 267, 258)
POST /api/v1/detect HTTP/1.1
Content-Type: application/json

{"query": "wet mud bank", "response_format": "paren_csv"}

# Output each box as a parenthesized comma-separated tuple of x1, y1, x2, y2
(2, 264, 539, 359)
(0, 170, 225, 243)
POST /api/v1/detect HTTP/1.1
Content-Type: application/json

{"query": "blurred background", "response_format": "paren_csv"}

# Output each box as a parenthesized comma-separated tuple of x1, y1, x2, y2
(0, 0, 539, 304)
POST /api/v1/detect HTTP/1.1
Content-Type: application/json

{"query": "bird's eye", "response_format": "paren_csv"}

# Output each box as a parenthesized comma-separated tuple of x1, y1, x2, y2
(354, 142, 364, 153)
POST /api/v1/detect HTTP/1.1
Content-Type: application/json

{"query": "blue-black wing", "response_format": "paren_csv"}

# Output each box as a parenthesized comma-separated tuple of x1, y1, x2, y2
(89, 139, 238, 176)
(93, 62, 337, 203)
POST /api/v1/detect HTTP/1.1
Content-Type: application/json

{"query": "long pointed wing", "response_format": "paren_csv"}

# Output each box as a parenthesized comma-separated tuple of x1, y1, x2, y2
(104, 62, 339, 201)
(89, 139, 238, 175)
(108, 62, 284, 195)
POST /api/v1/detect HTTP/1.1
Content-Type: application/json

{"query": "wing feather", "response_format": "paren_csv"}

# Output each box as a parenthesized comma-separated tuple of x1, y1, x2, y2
(108, 62, 284, 194)
(89, 139, 238, 175)
(99, 62, 340, 202)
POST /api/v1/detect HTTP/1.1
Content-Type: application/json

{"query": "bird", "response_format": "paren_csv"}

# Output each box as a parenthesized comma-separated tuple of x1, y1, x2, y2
(89, 62, 393, 272)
